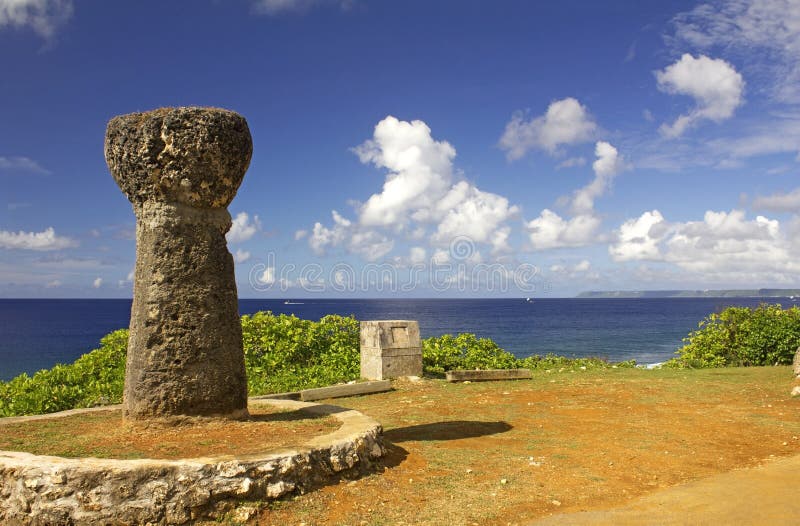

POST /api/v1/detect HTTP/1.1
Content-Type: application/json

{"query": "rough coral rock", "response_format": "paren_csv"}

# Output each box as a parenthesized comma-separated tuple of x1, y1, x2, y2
(105, 107, 252, 420)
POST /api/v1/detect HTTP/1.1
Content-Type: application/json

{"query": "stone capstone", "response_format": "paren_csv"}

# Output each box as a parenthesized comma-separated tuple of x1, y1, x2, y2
(104, 107, 252, 420)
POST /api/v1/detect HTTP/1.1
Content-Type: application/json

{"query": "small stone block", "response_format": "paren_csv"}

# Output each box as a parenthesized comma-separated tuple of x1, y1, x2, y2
(360, 320, 422, 380)
(300, 380, 392, 401)
(445, 369, 533, 382)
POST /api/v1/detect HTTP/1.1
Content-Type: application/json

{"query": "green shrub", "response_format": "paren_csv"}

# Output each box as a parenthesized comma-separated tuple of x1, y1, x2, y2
(241, 312, 360, 394)
(422, 333, 520, 374)
(0, 329, 127, 417)
(666, 304, 800, 368)
(519, 354, 636, 370)
(0, 310, 633, 417)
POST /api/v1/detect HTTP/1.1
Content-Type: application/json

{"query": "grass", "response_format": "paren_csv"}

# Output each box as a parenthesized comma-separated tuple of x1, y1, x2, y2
(0, 404, 339, 459)
(248, 366, 800, 526)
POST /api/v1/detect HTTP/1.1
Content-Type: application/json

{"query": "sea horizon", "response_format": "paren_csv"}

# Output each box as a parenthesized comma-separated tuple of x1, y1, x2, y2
(3, 296, 796, 382)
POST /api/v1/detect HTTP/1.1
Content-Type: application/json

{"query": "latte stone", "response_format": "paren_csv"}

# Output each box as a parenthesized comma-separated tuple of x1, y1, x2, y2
(105, 107, 252, 421)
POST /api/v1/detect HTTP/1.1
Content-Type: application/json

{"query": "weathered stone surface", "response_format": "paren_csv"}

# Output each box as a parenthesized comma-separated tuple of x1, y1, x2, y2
(793, 347, 800, 377)
(0, 400, 385, 525)
(300, 380, 392, 401)
(360, 321, 422, 380)
(445, 369, 533, 382)
(104, 107, 252, 420)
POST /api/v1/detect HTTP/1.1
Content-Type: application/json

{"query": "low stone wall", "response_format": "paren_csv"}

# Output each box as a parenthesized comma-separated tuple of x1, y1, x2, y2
(0, 399, 384, 525)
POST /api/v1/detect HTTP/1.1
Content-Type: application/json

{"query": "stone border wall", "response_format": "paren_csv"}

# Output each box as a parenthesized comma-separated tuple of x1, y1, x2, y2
(0, 399, 384, 525)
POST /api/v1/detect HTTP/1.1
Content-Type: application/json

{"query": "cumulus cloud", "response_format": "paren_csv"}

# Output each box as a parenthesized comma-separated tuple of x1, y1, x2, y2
(0, 227, 77, 251)
(656, 53, 744, 137)
(226, 212, 261, 244)
(526, 210, 601, 250)
(571, 141, 625, 215)
(752, 187, 800, 213)
(610, 208, 799, 281)
(252, 0, 352, 15)
(310, 116, 519, 261)
(0, 0, 73, 40)
(671, 0, 800, 103)
(526, 141, 625, 249)
(499, 98, 597, 160)
(0, 156, 50, 174)
(609, 210, 667, 261)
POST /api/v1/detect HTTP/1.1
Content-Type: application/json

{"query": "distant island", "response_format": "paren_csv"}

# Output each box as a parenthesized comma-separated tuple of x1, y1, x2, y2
(576, 289, 800, 299)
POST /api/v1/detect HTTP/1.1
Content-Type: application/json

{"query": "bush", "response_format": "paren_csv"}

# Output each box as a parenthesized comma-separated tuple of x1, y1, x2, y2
(666, 304, 800, 368)
(241, 312, 360, 394)
(0, 310, 632, 417)
(0, 329, 127, 417)
(422, 333, 520, 374)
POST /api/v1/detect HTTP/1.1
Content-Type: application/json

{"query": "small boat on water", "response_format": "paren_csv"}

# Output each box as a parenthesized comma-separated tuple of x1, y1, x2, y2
(525, 297, 534, 303)
(284, 300, 304, 305)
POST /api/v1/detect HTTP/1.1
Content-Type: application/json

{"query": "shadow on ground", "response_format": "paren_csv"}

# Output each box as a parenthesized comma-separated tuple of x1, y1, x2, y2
(385, 420, 513, 442)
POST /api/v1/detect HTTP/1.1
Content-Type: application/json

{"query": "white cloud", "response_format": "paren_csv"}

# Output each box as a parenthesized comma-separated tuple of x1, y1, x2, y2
(610, 208, 800, 281)
(226, 212, 261, 244)
(294, 229, 308, 240)
(0, 0, 73, 39)
(309, 210, 351, 255)
(527, 141, 625, 250)
(609, 210, 667, 261)
(258, 267, 275, 285)
(499, 98, 597, 159)
(575, 260, 591, 272)
(234, 249, 251, 264)
(0, 156, 50, 174)
(556, 157, 586, 169)
(409, 246, 427, 264)
(310, 116, 519, 261)
(571, 141, 625, 215)
(0, 227, 77, 251)
(348, 229, 394, 261)
(671, 0, 800, 103)
(92, 277, 102, 288)
(252, 0, 352, 15)
(526, 209, 601, 250)
(354, 116, 455, 227)
(752, 187, 800, 213)
(656, 53, 744, 137)
(45, 279, 61, 288)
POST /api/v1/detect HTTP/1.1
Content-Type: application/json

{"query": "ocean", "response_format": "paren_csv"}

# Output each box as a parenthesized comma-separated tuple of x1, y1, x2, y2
(0, 297, 789, 382)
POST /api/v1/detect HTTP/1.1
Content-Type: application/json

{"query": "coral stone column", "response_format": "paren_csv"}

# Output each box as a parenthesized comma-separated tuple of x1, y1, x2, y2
(105, 107, 252, 420)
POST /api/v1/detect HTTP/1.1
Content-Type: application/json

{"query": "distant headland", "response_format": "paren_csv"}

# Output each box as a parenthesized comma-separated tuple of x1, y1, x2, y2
(576, 289, 800, 299)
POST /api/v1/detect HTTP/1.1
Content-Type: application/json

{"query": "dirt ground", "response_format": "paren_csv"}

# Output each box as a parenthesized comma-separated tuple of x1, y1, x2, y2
(253, 366, 800, 525)
(0, 402, 338, 459)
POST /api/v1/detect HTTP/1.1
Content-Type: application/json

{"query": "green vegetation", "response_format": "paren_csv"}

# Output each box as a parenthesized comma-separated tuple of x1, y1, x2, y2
(1, 311, 633, 417)
(0, 329, 127, 418)
(242, 312, 360, 394)
(666, 303, 800, 368)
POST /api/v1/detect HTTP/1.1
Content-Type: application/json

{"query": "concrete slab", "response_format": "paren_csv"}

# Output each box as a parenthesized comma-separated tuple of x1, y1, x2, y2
(445, 369, 532, 382)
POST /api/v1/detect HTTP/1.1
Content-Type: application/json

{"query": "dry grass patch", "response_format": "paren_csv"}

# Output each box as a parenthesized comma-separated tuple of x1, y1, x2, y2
(0, 402, 338, 459)
(256, 367, 800, 525)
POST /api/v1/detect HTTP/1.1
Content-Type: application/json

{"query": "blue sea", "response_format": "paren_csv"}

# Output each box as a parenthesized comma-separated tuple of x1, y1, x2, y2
(0, 297, 792, 382)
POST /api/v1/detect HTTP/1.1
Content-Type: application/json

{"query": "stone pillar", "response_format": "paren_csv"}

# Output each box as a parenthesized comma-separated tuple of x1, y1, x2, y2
(105, 107, 252, 420)
(793, 347, 800, 378)
(360, 321, 422, 380)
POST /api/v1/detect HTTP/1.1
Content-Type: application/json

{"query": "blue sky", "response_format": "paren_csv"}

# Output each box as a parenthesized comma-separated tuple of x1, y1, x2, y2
(1, 0, 799, 298)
